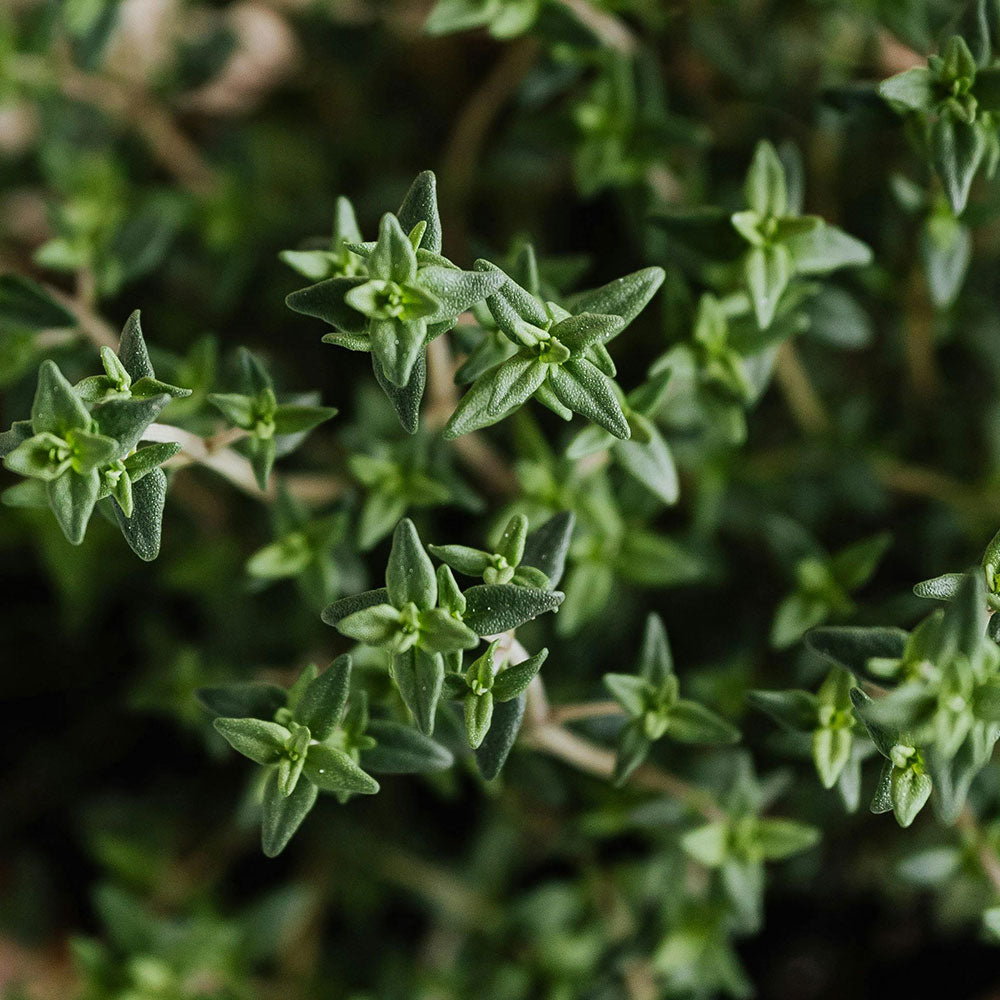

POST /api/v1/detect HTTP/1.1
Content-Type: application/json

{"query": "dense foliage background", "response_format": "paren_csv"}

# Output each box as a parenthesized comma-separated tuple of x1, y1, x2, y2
(5, 0, 1000, 997)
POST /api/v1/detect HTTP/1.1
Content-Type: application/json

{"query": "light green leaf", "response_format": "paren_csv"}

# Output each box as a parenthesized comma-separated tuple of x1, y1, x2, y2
(214, 717, 290, 765)
(387, 518, 437, 610)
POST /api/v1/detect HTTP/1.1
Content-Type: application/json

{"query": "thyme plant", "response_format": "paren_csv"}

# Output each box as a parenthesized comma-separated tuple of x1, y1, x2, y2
(7, 1, 1000, 998)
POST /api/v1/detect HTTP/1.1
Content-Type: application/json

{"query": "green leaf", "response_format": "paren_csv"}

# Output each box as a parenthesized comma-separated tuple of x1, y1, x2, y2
(0, 274, 76, 331)
(248, 434, 277, 490)
(638, 613, 673, 682)
(747, 689, 818, 732)
(940, 569, 988, 657)
(565, 267, 665, 329)
(890, 766, 932, 828)
(418, 607, 480, 653)
(425, 0, 497, 35)
(550, 312, 625, 353)
(369, 213, 417, 285)
(418, 266, 505, 324)
(397, 170, 442, 253)
(521, 511, 575, 588)
(492, 648, 547, 701)
(465, 691, 494, 749)
(461, 584, 564, 634)
(486, 355, 547, 418)
(813, 725, 852, 788)
(113, 467, 166, 561)
(444, 361, 520, 438)
(4, 433, 72, 481)
(474, 691, 526, 780)
(373, 349, 426, 434)
(850, 688, 897, 758)
(831, 532, 890, 589)
(272, 404, 337, 436)
(392, 648, 445, 735)
(287, 276, 369, 332)
(745, 140, 788, 217)
(476, 259, 550, 333)
(496, 513, 528, 565)
(31, 360, 90, 437)
(337, 603, 403, 646)
(68, 429, 120, 473)
(0, 420, 34, 459)
(558, 559, 614, 634)
(321, 587, 391, 627)
(681, 821, 730, 867)
(613, 719, 652, 785)
(921, 211, 971, 308)
(436, 564, 467, 616)
(123, 443, 180, 482)
(547, 359, 630, 438)
(261, 768, 318, 857)
(667, 700, 740, 744)
(303, 744, 379, 795)
(362, 719, 454, 773)
(93, 394, 170, 454)
(784, 223, 873, 274)
(370, 317, 429, 388)
(214, 717, 289, 765)
(604, 673, 648, 716)
(247, 534, 313, 579)
(750, 818, 820, 860)
(207, 393, 254, 430)
(294, 655, 351, 741)
(744, 243, 791, 329)
(427, 544, 493, 576)
(48, 466, 100, 544)
(614, 532, 706, 588)
(931, 115, 987, 214)
(615, 416, 679, 506)
(805, 625, 908, 672)
(878, 66, 935, 111)
(386, 518, 437, 610)
(913, 572, 964, 601)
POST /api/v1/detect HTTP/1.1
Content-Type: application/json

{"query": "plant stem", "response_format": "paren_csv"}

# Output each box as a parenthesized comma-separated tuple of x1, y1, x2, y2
(144, 423, 264, 497)
(958, 805, 1000, 898)
(549, 700, 624, 724)
(773, 339, 830, 435)
(517, 650, 724, 822)
(553, 0, 638, 53)
(42, 281, 119, 350)
(903, 263, 938, 399)
(144, 423, 347, 504)
(440, 37, 541, 258)
(425, 330, 520, 495)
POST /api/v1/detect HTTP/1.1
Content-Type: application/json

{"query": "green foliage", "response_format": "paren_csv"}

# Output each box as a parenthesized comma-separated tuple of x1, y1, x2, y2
(10, 1, 1000, 996)
(1, 313, 188, 554)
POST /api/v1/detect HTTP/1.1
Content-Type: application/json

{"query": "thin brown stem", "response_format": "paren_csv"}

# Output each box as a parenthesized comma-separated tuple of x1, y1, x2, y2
(958, 806, 1000, 898)
(773, 339, 830, 435)
(41, 281, 118, 350)
(553, 0, 638, 53)
(425, 328, 520, 495)
(440, 37, 541, 258)
(9, 52, 217, 197)
(903, 263, 938, 400)
(521, 671, 724, 822)
(549, 700, 624, 724)
(145, 423, 264, 497)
